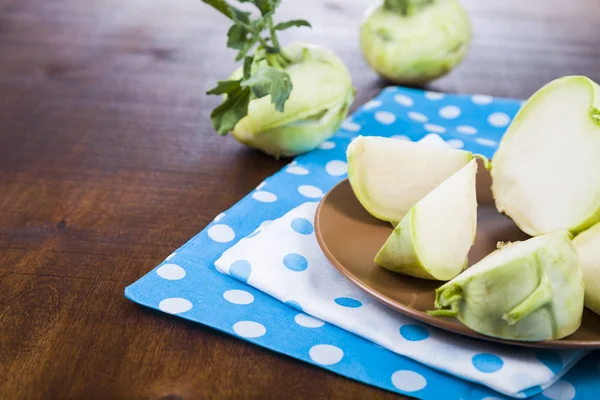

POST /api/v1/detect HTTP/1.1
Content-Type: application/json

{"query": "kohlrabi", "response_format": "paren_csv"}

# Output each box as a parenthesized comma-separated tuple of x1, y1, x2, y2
(202, 0, 354, 158)
(359, 0, 471, 84)
(491, 76, 600, 236)
(375, 159, 478, 280)
(573, 221, 600, 316)
(346, 136, 476, 224)
(429, 231, 585, 341)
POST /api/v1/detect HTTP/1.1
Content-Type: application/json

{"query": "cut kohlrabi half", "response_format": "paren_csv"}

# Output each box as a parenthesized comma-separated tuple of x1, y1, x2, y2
(429, 231, 585, 341)
(491, 75, 600, 236)
(346, 135, 475, 224)
(375, 158, 478, 280)
(573, 221, 600, 316)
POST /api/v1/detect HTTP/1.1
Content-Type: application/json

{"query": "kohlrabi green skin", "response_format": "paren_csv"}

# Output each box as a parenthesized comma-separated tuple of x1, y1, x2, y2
(230, 42, 354, 158)
(346, 135, 475, 224)
(375, 159, 478, 281)
(491, 75, 600, 236)
(572, 221, 600, 316)
(429, 231, 585, 341)
(359, 0, 471, 84)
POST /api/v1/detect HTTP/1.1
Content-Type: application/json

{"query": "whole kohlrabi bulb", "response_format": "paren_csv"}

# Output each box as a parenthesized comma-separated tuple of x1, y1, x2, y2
(360, 0, 472, 84)
(229, 42, 354, 158)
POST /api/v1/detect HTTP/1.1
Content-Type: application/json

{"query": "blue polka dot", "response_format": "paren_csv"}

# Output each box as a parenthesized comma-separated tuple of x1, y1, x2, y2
(334, 297, 362, 308)
(536, 350, 563, 375)
(283, 253, 308, 272)
(400, 324, 430, 341)
(291, 218, 314, 235)
(472, 353, 504, 373)
(285, 300, 303, 311)
(517, 385, 542, 398)
(229, 260, 252, 282)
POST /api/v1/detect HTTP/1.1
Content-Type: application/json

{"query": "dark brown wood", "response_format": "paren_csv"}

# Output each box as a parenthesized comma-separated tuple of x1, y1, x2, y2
(1, 0, 599, 399)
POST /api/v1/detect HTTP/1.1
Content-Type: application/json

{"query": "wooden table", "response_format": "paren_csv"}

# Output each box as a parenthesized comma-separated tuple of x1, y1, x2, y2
(1, 0, 599, 398)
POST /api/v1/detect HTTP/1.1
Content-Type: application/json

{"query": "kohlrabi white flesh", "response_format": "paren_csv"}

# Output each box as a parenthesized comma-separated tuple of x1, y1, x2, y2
(430, 231, 585, 341)
(346, 136, 475, 224)
(375, 159, 478, 280)
(360, 0, 471, 84)
(573, 222, 600, 316)
(231, 43, 354, 158)
(491, 75, 600, 236)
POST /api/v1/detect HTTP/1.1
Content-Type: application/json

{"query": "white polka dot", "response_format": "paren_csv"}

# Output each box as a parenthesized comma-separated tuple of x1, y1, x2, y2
(342, 119, 361, 132)
(309, 344, 344, 365)
(515, 394, 527, 399)
(457, 125, 478, 135)
(472, 94, 494, 105)
(375, 111, 396, 125)
(424, 91, 445, 100)
(476, 137, 497, 147)
(223, 289, 254, 305)
(419, 133, 451, 149)
(208, 224, 235, 243)
(391, 135, 411, 141)
(252, 191, 277, 202)
(287, 166, 309, 175)
(319, 141, 336, 150)
(439, 105, 461, 119)
(325, 160, 347, 176)
(424, 124, 446, 133)
(488, 112, 511, 127)
(260, 220, 273, 229)
(394, 94, 414, 107)
(482, 397, 504, 400)
(391, 370, 427, 392)
(298, 185, 323, 198)
(156, 263, 186, 280)
(233, 321, 266, 338)
(363, 99, 382, 110)
(159, 298, 192, 314)
(289, 160, 297, 166)
(542, 380, 576, 400)
(294, 313, 325, 328)
(447, 139, 464, 149)
(408, 111, 428, 123)
(256, 181, 266, 190)
(165, 251, 176, 261)
(214, 212, 226, 222)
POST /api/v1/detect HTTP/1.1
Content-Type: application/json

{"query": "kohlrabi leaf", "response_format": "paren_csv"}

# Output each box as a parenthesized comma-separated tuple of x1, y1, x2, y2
(243, 56, 253, 79)
(240, 0, 280, 15)
(274, 19, 312, 30)
(227, 24, 251, 50)
(241, 65, 292, 111)
(201, 0, 250, 23)
(209, 82, 251, 135)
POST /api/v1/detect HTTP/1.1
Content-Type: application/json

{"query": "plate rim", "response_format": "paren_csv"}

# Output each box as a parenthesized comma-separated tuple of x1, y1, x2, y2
(314, 177, 600, 350)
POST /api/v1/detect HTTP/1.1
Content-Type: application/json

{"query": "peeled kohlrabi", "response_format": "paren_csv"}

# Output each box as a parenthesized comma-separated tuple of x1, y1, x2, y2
(573, 222, 600, 316)
(346, 136, 475, 224)
(491, 75, 600, 236)
(429, 231, 585, 341)
(375, 159, 478, 280)
(202, 0, 354, 158)
(359, 0, 471, 84)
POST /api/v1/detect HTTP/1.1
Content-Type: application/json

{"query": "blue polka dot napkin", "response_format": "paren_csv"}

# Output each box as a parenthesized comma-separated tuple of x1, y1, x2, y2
(125, 86, 600, 400)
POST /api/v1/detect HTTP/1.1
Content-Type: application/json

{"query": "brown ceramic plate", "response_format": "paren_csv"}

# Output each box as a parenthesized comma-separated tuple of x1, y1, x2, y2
(314, 159, 600, 349)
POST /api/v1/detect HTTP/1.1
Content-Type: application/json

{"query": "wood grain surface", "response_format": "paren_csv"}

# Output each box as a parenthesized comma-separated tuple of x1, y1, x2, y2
(1, 0, 599, 399)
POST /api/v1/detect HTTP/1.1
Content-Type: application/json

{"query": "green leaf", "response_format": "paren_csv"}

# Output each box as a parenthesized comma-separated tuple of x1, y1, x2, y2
(206, 79, 243, 95)
(243, 56, 253, 79)
(209, 84, 252, 135)
(200, 0, 250, 23)
(239, 0, 279, 15)
(241, 65, 292, 112)
(274, 19, 311, 30)
(227, 24, 251, 50)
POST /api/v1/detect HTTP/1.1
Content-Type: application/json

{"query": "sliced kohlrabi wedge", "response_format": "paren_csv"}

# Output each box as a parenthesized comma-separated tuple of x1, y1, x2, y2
(429, 231, 585, 341)
(374, 159, 478, 280)
(491, 75, 600, 236)
(573, 221, 600, 316)
(346, 136, 475, 223)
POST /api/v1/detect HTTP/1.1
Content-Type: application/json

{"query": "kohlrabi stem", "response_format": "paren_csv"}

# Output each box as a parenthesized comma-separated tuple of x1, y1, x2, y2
(383, 0, 434, 16)
(267, 17, 292, 66)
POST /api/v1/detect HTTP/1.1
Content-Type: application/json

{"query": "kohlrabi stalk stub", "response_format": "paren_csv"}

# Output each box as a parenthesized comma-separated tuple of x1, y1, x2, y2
(201, 0, 354, 158)
(429, 231, 585, 341)
(573, 221, 600, 316)
(359, 0, 471, 84)
(491, 75, 600, 236)
(375, 159, 478, 281)
(346, 136, 475, 224)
